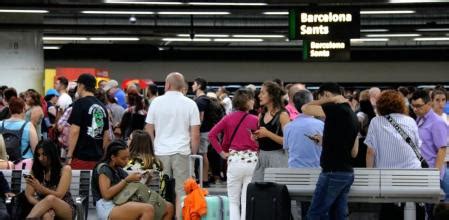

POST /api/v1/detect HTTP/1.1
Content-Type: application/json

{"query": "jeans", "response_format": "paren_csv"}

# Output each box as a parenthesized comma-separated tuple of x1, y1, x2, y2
(227, 150, 257, 220)
(307, 171, 354, 220)
(441, 165, 449, 201)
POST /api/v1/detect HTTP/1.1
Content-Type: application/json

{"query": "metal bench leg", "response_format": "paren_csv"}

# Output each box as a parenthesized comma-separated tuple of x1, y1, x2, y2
(404, 202, 416, 220)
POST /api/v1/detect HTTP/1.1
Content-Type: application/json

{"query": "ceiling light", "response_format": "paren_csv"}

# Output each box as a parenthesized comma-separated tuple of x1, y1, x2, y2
(188, 2, 267, 6)
(414, 37, 449, 41)
(43, 46, 61, 50)
(350, 38, 389, 42)
(158, 11, 230, 15)
(43, 37, 88, 41)
(416, 28, 449, 32)
(90, 37, 140, 41)
(389, 0, 447, 3)
(263, 11, 289, 15)
(81, 10, 154, 15)
(213, 38, 264, 42)
(162, 38, 211, 42)
(0, 9, 48, 13)
(104, 0, 183, 5)
(366, 33, 420, 37)
(360, 10, 415, 14)
(177, 34, 230, 37)
(360, 29, 389, 32)
(232, 34, 285, 38)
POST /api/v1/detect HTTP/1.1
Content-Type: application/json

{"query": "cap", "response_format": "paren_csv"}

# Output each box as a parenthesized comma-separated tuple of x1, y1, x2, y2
(103, 80, 119, 91)
(77, 73, 97, 90)
(46, 89, 60, 97)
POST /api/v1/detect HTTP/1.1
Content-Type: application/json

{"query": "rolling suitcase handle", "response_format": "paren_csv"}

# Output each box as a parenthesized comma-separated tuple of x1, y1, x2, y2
(189, 155, 203, 187)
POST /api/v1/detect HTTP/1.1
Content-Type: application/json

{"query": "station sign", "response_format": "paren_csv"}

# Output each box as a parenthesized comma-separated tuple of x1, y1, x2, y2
(289, 7, 360, 41)
(302, 39, 350, 61)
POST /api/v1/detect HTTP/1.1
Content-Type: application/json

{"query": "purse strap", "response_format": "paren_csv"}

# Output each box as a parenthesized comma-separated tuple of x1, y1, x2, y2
(384, 114, 426, 163)
(229, 113, 249, 147)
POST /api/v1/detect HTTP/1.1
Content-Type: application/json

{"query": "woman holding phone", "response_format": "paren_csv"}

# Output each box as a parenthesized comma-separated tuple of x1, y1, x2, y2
(208, 89, 259, 220)
(25, 140, 75, 219)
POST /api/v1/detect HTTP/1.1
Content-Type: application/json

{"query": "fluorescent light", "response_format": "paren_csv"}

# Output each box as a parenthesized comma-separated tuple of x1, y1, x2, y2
(81, 10, 154, 15)
(360, 10, 415, 14)
(162, 38, 211, 42)
(416, 28, 449, 32)
(360, 29, 389, 32)
(158, 11, 230, 15)
(213, 38, 264, 42)
(389, 0, 447, 3)
(104, 0, 183, 5)
(232, 34, 285, 38)
(43, 37, 88, 41)
(90, 37, 140, 41)
(350, 38, 389, 42)
(263, 11, 289, 15)
(188, 2, 267, 6)
(177, 34, 230, 37)
(414, 37, 449, 41)
(0, 9, 48, 13)
(366, 33, 420, 37)
(43, 46, 61, 50)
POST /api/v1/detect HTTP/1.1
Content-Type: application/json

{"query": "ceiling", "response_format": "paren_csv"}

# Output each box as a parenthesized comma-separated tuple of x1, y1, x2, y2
(1, 0, 449, 61)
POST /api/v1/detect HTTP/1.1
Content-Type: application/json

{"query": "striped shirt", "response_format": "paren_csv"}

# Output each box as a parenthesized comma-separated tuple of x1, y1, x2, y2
(364, 113, 421, 168)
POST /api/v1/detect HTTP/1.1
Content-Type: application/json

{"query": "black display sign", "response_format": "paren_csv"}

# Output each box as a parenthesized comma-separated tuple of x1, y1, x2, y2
(289, 7, 360, 41)
(302, 39, 351, 61)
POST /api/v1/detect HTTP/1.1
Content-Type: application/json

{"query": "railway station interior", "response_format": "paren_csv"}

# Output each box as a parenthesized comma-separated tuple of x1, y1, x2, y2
(0, 0, 449, 220)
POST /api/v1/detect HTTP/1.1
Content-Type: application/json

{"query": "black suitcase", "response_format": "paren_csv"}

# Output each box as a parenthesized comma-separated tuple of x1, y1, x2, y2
(246, 182, 291, 220)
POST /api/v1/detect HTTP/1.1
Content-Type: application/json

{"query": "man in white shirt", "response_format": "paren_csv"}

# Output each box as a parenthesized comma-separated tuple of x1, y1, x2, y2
(145, 72, 200, 218)
(55, 76, 72, 111)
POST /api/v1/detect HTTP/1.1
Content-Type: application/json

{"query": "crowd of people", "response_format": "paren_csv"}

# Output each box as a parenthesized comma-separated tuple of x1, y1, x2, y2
(0, 72, 449, 220)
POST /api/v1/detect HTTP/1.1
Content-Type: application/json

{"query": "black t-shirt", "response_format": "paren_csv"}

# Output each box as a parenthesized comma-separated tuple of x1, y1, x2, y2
(91, 163, 128, 203)
(258, 110, 284, 151)
(195, 95, 214, 132)
(68, 96, 109, 161)
(320, 103, 358, 172)
(0, 107, 10, 121)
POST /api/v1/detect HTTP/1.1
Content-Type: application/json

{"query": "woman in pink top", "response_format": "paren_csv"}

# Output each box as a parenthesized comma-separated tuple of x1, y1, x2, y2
(209, 89, 258, 220)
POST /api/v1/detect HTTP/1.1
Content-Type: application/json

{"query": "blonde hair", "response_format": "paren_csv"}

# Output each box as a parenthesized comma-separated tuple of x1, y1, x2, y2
(0, 134, 8, 160)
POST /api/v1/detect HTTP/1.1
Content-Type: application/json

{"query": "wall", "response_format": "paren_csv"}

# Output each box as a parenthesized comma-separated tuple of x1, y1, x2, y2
(0, 31, 44, 93)
(45, 60, 448, 84)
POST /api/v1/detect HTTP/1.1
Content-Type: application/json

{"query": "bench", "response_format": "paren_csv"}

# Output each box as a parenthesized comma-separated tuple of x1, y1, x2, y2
(264, 168, 443, 220)
(1, 169, 92, 220)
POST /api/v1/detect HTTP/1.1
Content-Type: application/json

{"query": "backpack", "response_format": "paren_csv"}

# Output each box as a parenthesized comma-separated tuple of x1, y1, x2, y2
(0, 121, 29, 163)
(206, 97, 226, 126)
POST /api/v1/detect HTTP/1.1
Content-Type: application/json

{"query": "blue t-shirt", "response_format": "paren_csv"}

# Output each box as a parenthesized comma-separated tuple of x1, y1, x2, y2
(283, 114, 324, 168)
(114, 89, 127, 109)
(0, 120, 33, 159)
(444, 102, 449, 114)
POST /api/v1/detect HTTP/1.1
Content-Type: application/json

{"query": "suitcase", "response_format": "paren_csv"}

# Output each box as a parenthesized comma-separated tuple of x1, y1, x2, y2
(246, 182, 291, 220)
(181, 155, 230, 220)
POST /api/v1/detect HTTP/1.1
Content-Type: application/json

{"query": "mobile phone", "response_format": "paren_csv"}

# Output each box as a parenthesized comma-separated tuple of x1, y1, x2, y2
(23, 174, 32, 179)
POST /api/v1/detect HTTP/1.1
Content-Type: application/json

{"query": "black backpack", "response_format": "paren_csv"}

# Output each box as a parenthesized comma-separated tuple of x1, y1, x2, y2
(0, 121, 30, 163)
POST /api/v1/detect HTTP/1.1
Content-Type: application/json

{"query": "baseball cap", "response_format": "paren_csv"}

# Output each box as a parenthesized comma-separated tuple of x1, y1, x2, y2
(77, 73, 97, 90)
(45, 89, 60, 97)
(103, 80, 119, 91)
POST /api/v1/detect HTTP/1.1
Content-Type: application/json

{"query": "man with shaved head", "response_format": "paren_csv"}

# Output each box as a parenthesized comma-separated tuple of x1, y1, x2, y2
(145, 72, 201, 218)
(285, 83, 306, 120)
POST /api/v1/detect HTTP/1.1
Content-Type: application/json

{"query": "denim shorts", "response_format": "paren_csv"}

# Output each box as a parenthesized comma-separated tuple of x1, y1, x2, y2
(96, 199, 115, 220)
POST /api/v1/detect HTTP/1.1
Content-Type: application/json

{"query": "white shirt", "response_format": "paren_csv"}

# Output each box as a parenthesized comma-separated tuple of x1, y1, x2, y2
(146, 91, 200, 156)
(365, 113, 422, 168)
(222, 96, 233, 115)
(57, 93, 72, 111)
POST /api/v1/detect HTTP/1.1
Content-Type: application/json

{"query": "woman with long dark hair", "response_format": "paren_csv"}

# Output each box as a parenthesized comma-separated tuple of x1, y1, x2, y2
(92, 140, 157, 220)
(25, 89, 44, 140)
(252, 81, 290, 182)
(25, 140, 75, 219)
(120, 91, 147, 139)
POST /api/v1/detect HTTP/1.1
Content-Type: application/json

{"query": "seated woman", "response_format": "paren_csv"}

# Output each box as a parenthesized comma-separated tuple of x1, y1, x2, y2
(92, 140, 155, 220)
(25, 140, 75, 220)
(126, 130, 174, 220)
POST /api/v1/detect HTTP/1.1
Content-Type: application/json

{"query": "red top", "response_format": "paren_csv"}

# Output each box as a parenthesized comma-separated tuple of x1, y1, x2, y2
(208, 111, 259, 153)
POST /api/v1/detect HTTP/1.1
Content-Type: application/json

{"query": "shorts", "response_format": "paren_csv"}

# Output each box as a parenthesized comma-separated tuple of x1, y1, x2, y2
(198, 132, 209, 154)
(96, 199, 115, 220)
(71, 158, 97, 170)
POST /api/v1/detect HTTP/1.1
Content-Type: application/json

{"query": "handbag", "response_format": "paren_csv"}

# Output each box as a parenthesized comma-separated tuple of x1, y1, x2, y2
(8, 192, 33, 220)
(385, 115, 429, 168)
